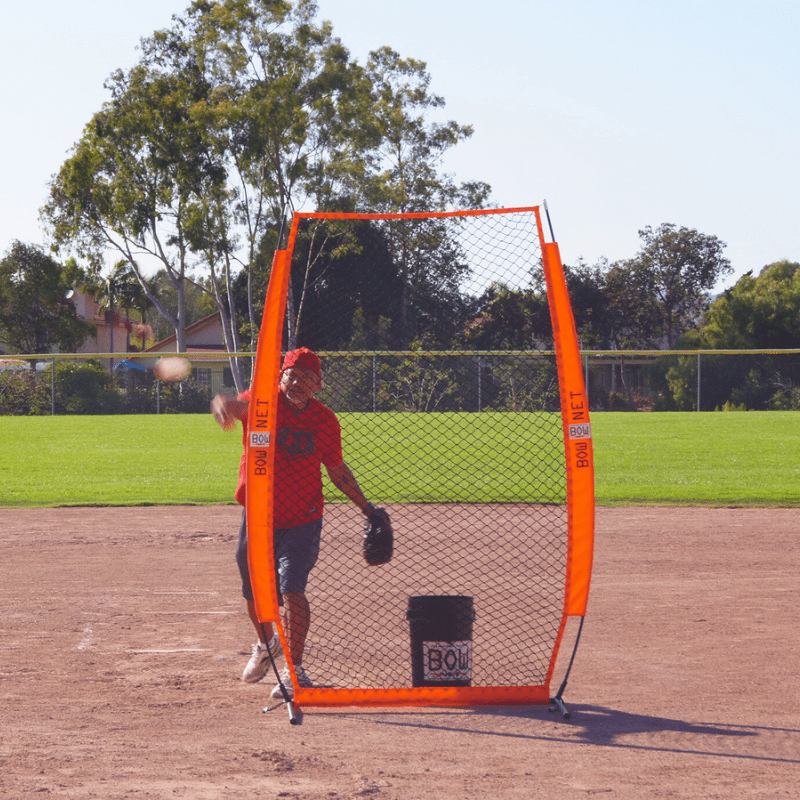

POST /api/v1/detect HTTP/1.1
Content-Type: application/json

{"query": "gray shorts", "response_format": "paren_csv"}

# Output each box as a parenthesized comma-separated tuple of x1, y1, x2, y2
(235, 511, 322, 602)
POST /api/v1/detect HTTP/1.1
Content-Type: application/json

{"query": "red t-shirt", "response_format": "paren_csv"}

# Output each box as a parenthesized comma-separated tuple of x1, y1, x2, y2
(234, 388, 344, 528)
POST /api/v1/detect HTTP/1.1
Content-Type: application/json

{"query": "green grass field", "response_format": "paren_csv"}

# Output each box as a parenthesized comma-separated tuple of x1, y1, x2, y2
(1, 411, 798, 507)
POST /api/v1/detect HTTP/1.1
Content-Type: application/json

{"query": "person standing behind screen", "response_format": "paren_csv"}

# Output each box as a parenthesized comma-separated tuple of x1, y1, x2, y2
(211, 347, 377, 698)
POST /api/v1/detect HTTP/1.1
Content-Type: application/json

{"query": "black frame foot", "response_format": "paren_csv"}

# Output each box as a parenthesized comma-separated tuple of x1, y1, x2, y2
(549, 695, 571, 719)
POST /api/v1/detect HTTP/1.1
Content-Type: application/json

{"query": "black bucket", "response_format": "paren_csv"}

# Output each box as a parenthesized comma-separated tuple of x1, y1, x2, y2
(406, 595, 474, 687)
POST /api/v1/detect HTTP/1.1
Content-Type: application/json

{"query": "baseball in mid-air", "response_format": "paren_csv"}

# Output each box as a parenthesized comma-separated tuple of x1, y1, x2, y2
(153, 356, 193, 383)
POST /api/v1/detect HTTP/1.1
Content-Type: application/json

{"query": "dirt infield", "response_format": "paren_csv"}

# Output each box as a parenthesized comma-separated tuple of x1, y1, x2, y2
(1, 505, 798, 799)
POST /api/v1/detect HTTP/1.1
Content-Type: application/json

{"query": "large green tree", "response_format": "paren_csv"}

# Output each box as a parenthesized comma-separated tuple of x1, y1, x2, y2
(0, 242, 94, 355)
(624, 223, 732, 347)
(43, 25, 225, 355)
(43, 0, 377, 386)
(701, 260, 800, 348)
(360, 47, 490, 346)
(285, 215, 476, 352)
(548, 258, 660, 349)
(461, 282, 551, 350)
(601, 259, 663, 348)
(362, 46, 489, 214)
(43, 0, 485, 384)
(460, 222, 732, 354)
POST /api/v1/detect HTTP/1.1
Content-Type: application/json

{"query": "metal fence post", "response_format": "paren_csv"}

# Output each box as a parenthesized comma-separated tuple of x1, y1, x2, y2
(478, 354, 482, 412)
(697, 352, 702, 412)
(51, 358, 56, 416)
(584, 353, 589, 407)
(372, 355, 377, 413)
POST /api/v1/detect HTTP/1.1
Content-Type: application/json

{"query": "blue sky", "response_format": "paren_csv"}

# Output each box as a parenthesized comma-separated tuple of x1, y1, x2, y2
(1, 0, 797, 290)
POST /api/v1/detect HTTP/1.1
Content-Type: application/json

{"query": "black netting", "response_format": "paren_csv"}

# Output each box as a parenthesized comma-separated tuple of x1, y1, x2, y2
(274, 210, 569, 690)
(305, 504, 566, 689)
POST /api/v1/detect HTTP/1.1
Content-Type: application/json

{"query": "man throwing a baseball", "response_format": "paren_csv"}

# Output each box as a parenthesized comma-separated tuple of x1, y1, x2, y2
(211, 347, 376, 699)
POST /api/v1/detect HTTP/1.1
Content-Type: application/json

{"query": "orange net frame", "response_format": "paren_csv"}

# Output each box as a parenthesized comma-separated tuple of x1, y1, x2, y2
(246, 206, 594, 708)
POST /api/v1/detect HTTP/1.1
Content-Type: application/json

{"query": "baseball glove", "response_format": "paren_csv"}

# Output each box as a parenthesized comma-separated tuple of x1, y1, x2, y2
(363, 506, 393, 566)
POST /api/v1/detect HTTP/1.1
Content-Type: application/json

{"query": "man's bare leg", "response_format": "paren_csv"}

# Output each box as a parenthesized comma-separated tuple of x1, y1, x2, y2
(283, 592, 310, 665)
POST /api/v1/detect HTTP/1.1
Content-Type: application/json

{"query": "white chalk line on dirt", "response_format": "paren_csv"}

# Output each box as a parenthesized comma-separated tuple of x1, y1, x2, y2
(141, 611, 236, 614)
(128, 649, 213, 653)
(593, 572, 794, 586)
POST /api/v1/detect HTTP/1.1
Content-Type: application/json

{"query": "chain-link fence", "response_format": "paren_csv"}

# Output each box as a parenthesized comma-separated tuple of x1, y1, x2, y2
(3, 350, 800, 415)
(0, 353, 244, 416)
(583, 350, 800, 411)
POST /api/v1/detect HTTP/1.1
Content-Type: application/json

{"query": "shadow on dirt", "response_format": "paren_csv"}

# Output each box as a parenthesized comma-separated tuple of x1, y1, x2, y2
(485, 703, 759, 741)
(322, 704, 800, 764)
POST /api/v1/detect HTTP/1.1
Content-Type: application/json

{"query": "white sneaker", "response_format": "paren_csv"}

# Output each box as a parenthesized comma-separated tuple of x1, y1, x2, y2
(271, 664, 314, 699)
(241, 635, 282, 683)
